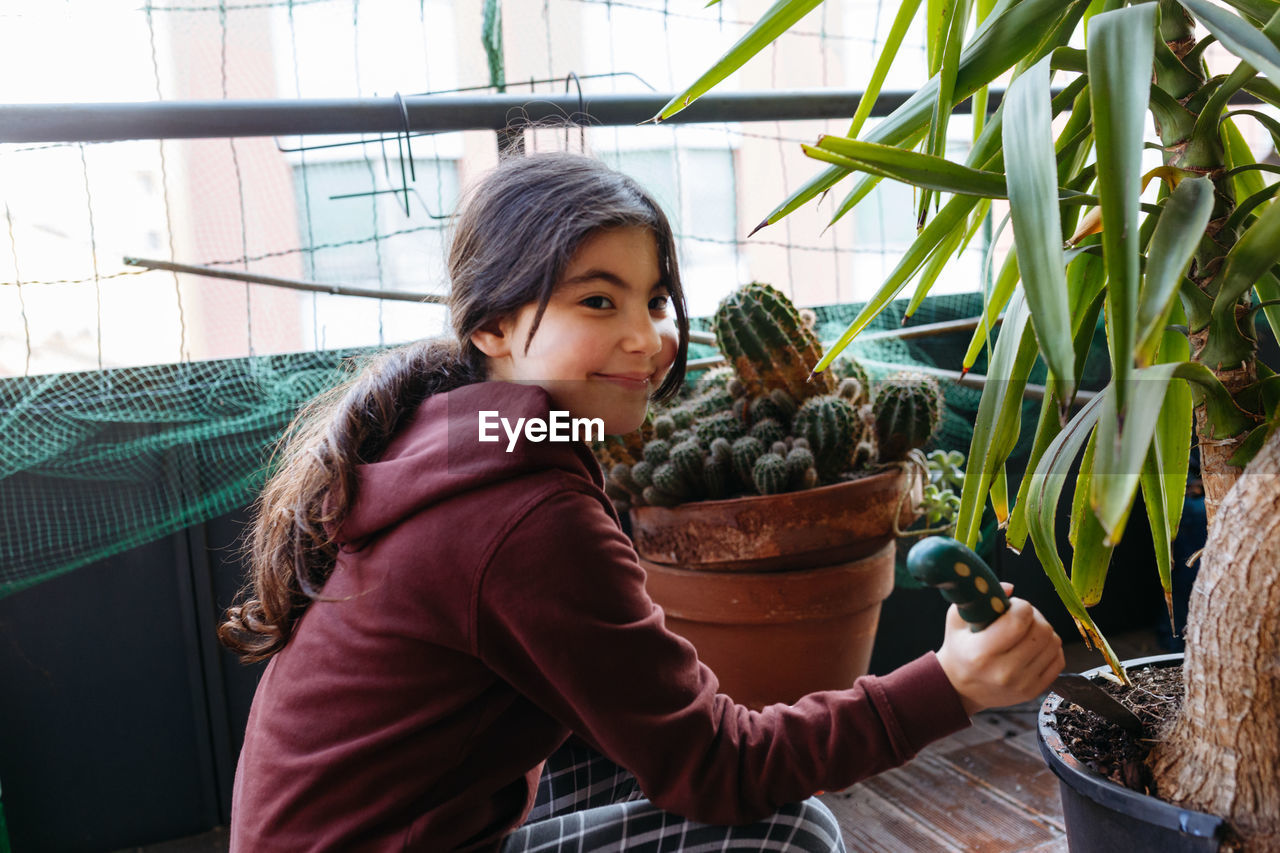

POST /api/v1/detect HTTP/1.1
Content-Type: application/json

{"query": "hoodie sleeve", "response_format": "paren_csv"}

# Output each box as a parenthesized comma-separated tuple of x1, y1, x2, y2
(473, 484, 971, 825)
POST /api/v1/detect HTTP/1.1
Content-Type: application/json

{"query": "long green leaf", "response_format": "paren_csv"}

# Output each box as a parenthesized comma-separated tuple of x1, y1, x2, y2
(1024, 391, 1128, 680)
(813, 193, 981, 372)
(1225, 108, 1280, 154)
(1138, 443, 1174, 626)
(1007, 253, 1106, 550)
(847, 0, 926, 140)
(1180, 0, 1280, 84)
(1003, 56, 1075, 413)
(1092, 361, 1251, 542)
(1091, 366, 1175, 544)
(1211, 196, 1280, 316)
(1135, 177, 1215, 365)
(921, 0, 975, 223)
(653, 0, 823, 121)
(906, 197, 994, 318)
(806, 137, 1010, 197)
(1088, 3, 1156, 415)
(955, 292, 1041, 548)
(963, 247, 1019, 369)
(1218, 115, 1280, 349)
(1217, 0, 1278, 26)
(907, 229, 967, 318)
(1143, 322, 1193, 636)
(1069, 426, 1112, 606)
(758, 0, 1089, 228)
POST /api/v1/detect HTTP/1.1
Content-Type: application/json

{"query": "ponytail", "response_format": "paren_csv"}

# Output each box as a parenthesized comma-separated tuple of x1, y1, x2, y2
(218, 338, 486, 662)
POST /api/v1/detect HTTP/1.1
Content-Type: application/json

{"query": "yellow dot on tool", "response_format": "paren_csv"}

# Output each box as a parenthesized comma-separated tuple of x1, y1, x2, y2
(975, 576, 989, 594)
(990, 597, 1006, 614)
(954, 562, 971, 577)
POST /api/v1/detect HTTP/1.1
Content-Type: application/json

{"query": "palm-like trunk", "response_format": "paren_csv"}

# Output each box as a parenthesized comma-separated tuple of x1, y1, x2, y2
(1147, 427, 1280, 851)
(1144, 7, 1280, 846)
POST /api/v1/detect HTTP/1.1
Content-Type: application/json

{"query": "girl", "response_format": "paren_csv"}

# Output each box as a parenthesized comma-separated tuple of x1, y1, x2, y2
(220, 151, 1064, 852)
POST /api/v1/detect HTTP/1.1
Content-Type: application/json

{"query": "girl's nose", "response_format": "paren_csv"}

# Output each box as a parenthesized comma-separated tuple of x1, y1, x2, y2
(623, 313, 665, 356)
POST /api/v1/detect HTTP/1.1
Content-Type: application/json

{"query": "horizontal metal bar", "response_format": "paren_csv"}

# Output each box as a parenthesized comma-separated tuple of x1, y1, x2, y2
(686, 314, 1001, 348)
(0, 88, 990, 143)
(123, 256, 445, 304)
(685, 353, 1097, 405)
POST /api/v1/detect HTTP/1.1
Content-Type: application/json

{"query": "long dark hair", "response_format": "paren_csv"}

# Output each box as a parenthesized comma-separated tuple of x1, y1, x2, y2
(219, 152, 690, 662)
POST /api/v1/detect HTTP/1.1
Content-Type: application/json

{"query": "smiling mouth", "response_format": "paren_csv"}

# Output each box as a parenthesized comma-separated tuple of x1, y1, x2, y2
(595, 373, 652, 389)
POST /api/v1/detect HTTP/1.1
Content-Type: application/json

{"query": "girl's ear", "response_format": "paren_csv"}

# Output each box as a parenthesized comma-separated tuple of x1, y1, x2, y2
(469, 316, 514, 359)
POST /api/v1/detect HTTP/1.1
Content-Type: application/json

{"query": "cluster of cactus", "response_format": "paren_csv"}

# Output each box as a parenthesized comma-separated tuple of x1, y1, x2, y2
(595, 282, 946, 512)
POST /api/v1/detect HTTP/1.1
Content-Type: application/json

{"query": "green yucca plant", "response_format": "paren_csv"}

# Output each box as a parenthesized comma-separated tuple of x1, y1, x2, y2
(658, 0, 1280, 845)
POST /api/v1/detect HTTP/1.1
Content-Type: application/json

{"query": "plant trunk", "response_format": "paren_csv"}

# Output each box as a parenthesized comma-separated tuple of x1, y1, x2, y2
(1189, 334, 1255, 521)
(1147, 427, 1280, 851)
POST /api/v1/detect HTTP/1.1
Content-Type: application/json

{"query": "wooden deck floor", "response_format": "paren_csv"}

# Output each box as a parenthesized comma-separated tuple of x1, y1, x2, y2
(818, 629, 1167, 852)
(819, 701, 1068, 852)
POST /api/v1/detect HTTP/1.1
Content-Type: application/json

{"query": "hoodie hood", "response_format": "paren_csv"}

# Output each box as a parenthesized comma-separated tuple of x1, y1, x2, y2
(336, 380, 606, 547)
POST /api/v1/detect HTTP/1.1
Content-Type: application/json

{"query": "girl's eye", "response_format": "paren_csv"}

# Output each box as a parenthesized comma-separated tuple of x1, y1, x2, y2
(650, 294, 671, 312)
(581, 295, 614, 309)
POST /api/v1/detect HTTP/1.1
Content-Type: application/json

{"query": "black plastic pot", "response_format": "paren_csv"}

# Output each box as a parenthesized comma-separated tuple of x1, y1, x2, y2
(1037, 653, 1227, 852)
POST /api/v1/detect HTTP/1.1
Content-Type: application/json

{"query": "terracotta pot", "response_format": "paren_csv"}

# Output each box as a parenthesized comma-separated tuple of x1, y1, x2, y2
(1038, 653, 1226, 852)
(630, 466, 919, 572)
(630, 467, 920, 708)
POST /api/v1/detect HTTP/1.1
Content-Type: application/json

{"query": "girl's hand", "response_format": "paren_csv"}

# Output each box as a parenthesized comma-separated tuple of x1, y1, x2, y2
(934, 583, 1064, 716)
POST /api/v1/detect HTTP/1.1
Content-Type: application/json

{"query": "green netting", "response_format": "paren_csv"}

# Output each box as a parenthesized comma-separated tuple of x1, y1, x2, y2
(1, 291, 1050, 599)
(0, 346, 385, 598)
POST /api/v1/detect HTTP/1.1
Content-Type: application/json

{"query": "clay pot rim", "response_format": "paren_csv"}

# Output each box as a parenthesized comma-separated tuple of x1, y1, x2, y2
(630, 464, 905, 514)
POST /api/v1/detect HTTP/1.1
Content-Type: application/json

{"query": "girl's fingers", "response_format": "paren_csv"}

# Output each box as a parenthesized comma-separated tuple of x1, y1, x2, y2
(983, 598, 1035, 654)
(1029, 637, 1066, 689)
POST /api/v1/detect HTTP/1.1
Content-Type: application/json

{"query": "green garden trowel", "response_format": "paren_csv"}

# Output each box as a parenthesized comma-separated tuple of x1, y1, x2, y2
(906, 535, 1143, 734)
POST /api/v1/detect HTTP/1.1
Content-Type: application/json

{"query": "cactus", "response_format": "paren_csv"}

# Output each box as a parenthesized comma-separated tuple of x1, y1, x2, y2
(652, 462, 694, 500)
(609, 463, 644, 499)
(731, 435, 766, 487)
(749, 417, 787, 448)
(642, 485, 683, 508)
(683, 386, 735, 418)
(712, 281, 835, 402)
(693, 411, 747, 446)
(785, 446, 816, 486)
(670, 407, 696, 430)
(652, 414, 676, 440)
(830, 355, 872, 399)
(693, 364, 736, 395)
(630, 460, 655, 488)
(748, 389, 799, 427)
(873, 372, 943, 462)
(836, 377, 869, 407)
(792, 395, 864, 482)
(753, 452, 790, 495)
(642, 439, 672, 466)
(669, 439, 704, 485)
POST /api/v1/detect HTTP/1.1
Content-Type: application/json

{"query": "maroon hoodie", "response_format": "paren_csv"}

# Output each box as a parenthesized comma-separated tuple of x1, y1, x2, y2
(229, 380, 971, 852)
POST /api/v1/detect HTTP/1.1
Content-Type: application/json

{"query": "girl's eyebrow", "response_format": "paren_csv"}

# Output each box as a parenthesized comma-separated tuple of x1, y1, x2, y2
(561, 269, 668, 292)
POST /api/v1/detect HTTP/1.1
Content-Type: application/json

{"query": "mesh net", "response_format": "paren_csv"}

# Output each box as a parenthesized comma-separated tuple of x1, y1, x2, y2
(0, 293, 1019, 598)
(1, 0, 1023, 596)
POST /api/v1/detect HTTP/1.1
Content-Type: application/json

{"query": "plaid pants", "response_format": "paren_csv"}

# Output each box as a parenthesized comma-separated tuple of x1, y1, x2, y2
(501, 738, 846, 852)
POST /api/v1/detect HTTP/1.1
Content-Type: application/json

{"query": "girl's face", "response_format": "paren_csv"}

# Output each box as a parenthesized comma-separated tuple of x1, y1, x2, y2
(472, 226, 680, 435)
